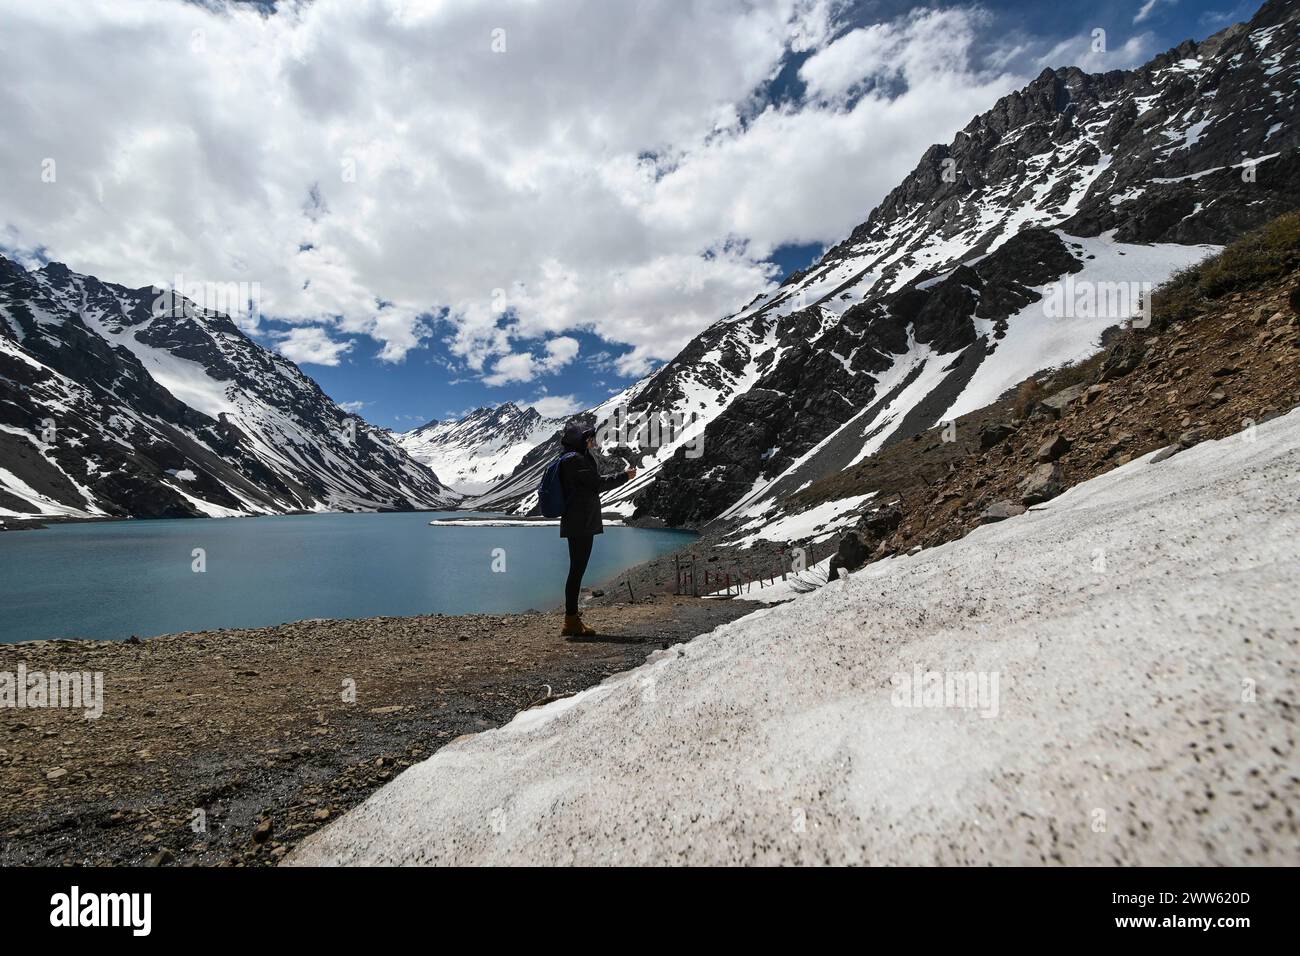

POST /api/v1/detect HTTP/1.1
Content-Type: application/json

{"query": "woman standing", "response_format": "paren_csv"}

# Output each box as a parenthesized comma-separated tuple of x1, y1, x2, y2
(558, 422, 636, 637)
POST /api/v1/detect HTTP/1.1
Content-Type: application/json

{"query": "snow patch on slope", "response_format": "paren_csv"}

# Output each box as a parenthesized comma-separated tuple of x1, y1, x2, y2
(940, 232, 1219, 422)
(728, 492, 876, 549)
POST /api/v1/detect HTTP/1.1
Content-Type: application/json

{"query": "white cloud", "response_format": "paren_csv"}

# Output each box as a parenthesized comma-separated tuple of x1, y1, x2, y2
(0, 0, 1075, 385)
(524, 393, 586, 418)
(543, 336, 580, 369)
(481, 334, 581, 385)
(1036, 31, 1156, 73)
(482, 352, 536, 386)
(275, 326, 353, 366)
(338, 400, 369, 413)
(800, 8, 992, 102)
(1134, 0, 1177, 25)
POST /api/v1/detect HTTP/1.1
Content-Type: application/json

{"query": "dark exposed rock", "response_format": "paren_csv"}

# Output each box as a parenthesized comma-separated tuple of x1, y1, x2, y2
(827, 533, 870, 581)
(1036, 434, 1073, 463)
(1099, 341, 1146, 382)
(0, 259, 458, 519)
(857, 502, 904, 539)
(979, 422, 1018, 450)
(979, 501, 1027, 523)
(1019, 463, 1063, 504)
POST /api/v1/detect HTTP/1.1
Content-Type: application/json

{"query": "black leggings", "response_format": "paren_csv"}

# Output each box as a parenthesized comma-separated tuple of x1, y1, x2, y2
(565, 535, 594, 615)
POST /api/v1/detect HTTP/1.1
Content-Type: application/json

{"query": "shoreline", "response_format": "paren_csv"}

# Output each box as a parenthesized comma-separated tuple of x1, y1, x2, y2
(0, 505, 697, 534)
(0, 596, 758, 865)
(0, 507, 450, 533)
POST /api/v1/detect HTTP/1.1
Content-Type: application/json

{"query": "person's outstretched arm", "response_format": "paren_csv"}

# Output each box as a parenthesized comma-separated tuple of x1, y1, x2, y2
(597, 463, 635, 491)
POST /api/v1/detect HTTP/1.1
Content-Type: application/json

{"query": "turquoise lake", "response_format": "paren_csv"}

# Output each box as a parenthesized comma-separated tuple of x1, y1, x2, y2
(0, 512, 690, 643)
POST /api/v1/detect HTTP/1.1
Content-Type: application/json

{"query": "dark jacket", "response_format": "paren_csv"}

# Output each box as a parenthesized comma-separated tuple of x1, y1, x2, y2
(558, 425, 629, 538)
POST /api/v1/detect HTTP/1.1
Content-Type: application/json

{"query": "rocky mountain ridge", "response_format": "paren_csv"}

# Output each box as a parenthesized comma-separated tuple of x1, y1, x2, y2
(0, 258, 458, 521)
(475, 0, 1299, 528)
(395, 402, 562, 495)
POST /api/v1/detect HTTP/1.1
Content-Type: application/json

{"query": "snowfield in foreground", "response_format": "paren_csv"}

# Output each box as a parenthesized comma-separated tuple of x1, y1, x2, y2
(292, 410, 1300, 866)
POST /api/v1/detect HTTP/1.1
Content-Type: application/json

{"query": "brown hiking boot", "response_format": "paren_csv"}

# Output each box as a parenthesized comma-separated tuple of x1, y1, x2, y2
(560, 613, 596, 637)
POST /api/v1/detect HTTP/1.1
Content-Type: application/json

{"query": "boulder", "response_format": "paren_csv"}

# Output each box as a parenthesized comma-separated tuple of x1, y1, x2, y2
(1037, 384, 1086, 418)
(1019, 463, 1062, 504)
(1104, 431, 1135, 458)
(827, 532, 870, 581)
(857, 503, 903, 539)
(978, 422, 1017, 450)
(1036, 433, 1072, 462)
(979, 501, 1026, 523)
(1098, 341, 1144, 382)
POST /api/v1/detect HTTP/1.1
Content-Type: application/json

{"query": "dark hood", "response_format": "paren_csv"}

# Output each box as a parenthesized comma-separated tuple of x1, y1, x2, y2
(561, 421, 595, 452)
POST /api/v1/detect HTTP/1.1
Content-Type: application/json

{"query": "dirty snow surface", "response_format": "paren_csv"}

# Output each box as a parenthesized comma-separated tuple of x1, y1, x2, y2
(292, 411, 1300, 866)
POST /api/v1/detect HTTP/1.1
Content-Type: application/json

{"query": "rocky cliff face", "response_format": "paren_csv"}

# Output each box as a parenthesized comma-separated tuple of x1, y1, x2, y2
(0, 258, 458, 520)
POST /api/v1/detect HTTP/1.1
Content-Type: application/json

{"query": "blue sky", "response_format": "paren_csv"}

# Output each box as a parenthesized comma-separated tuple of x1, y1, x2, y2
(0, 0, 1265, 430)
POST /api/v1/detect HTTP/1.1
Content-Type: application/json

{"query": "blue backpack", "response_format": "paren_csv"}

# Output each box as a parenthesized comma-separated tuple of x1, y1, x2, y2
(537, 452, 579, 518)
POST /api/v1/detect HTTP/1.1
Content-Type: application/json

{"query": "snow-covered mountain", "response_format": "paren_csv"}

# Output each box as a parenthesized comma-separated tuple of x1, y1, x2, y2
(475, 0, 1300, 525)
(395, 403, 562, 495)
(463, 389, 642, 516)
(0, 259, 459, 520)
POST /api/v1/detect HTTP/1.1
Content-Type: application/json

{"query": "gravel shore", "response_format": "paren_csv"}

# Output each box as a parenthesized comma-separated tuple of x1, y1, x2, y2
(0, 596, 757, 866)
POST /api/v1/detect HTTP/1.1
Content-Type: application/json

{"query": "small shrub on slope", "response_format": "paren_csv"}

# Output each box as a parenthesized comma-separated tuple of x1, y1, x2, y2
(1155, 211, 1300, 327)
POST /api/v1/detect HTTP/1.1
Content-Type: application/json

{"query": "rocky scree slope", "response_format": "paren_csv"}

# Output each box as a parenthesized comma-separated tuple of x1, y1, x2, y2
(790, 211, 1300, 575)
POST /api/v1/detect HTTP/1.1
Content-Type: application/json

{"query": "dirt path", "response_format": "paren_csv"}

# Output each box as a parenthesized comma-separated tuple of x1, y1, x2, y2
(0, 596, 757, 866)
